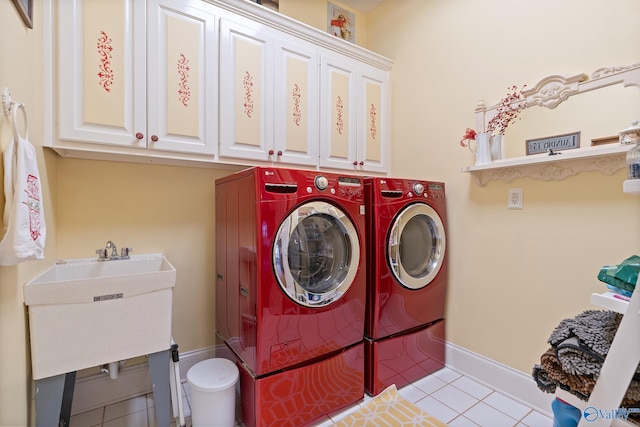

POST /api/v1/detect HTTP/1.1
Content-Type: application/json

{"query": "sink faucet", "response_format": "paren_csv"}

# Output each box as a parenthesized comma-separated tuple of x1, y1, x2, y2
(106, 240, 118, 258)
(96, 241, 132, 261)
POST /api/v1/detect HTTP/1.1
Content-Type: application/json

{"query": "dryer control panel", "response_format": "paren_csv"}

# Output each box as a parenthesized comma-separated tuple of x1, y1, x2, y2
(372, 178, 446, 202)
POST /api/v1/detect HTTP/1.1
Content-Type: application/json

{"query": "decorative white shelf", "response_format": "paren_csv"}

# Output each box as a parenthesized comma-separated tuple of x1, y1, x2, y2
(464, 62, 640, 186)
(462, 144, 631, 186)
(623, 179, 640, 194)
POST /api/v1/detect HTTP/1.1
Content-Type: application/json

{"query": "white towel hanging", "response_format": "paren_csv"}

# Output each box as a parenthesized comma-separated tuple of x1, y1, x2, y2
(0, 101, 46, 266)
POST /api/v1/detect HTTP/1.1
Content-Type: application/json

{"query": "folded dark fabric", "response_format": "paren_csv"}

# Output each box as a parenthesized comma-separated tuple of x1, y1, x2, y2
(556, 336, 604, 377)
(545, 343, 640, 406)
(548, 310, 621, 356)
(553, 317, 640, 379)
(540, 347, 590, 401)
(532, 363, 556, 394)
(533, 310, 640, 408)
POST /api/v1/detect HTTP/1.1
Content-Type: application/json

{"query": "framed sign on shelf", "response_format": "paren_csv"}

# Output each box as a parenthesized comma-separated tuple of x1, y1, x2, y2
(12, 0, 33, 29)
(526, 131, 581, 155)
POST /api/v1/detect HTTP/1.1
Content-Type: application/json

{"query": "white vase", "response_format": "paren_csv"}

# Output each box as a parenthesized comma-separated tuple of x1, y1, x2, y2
(468, 131, 492, 166)
(490, 134, 504, 161)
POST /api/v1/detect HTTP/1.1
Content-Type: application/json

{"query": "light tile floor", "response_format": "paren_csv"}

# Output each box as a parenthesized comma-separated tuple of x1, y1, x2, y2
(69, 367, 553, 427)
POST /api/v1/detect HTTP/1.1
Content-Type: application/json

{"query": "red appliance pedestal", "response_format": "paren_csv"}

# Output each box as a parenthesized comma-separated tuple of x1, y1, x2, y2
(365, 320, 445, 396)
(237, 342, 364, 427)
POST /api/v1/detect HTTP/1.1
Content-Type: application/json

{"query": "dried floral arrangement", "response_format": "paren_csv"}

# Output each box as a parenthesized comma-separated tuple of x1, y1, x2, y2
(460, 85, 528, 147)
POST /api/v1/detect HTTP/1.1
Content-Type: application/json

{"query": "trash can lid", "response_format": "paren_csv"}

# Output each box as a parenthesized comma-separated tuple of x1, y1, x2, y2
(187, 358, 239, 392)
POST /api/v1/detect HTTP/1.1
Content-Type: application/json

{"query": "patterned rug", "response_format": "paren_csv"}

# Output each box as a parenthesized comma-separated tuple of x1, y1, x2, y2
(333, 385, 448, 426)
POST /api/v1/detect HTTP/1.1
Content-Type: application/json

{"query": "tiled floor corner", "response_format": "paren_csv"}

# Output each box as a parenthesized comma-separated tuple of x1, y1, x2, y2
(70, 367, 553, 427)
(314, 367, 553, 427)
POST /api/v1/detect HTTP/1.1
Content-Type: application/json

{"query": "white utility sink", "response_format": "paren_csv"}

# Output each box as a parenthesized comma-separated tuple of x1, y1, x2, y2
(25, 253, 176, 380)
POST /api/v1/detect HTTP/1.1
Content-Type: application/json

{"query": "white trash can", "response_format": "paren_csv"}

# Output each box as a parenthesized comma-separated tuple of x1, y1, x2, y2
(187, 358, 239, 427)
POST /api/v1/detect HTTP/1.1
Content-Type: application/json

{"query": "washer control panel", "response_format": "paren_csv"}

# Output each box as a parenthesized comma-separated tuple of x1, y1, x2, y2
(314, 175, 329, 191)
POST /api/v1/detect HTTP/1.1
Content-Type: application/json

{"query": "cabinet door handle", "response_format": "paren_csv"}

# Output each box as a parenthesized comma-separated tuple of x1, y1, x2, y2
(277, 150, 282, 156)
(268, 149, 274, 155)
(135, 132, 144, 140)
(150, 135, 158, 142)
(359, 161, 364, 166)
(353, 161, 358, 166)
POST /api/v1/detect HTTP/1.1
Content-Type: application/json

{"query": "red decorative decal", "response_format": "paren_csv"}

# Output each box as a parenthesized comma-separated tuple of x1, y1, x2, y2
(97, 31, 114, 93)
(335, 96, 344, 135)
(177, 53, 191, 107)
(22, 174, 42, 241)
(243, 71, 254, 118)
(292, 83, 302, 126)
(369, 103, 377, 140)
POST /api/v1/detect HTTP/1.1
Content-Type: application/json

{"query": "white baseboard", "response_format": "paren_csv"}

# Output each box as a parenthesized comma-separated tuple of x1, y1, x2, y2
(70, 346, 216, 415)
(71, 342, 555, 418)
(445, 341, 554, 417)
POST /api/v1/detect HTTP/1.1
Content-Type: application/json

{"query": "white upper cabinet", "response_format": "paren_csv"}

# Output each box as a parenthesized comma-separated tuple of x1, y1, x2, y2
(218, 16, 274, 162)
(319, 52, 389, 173)
(319, 52, 358, 171)
(50, 0, 392, 170)
(356, 63, 389, 174)
(57, 0, 218, 157)
(58, 0, 146, 148)
(146, 0, 218, 155)
(272, 36, 320, 167)
(218, 17, 320, 167)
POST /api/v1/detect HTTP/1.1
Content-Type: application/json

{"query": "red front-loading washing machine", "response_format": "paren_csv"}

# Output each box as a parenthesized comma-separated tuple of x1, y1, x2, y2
(215, 166, 366, 426)
(364, 177, 448, 396)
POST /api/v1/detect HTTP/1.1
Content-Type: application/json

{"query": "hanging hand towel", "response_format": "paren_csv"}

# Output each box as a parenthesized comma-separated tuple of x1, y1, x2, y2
(0, 103, 46, 265)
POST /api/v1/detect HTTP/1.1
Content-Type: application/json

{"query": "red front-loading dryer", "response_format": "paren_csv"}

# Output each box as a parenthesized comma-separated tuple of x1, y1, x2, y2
(215, 166, 366, 427)
(364, 177, 448, 396)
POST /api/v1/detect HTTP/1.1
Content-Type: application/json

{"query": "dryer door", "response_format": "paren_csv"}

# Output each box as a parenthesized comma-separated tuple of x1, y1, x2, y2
(388, 202, 446, 290)
(273, 201, 360, 308)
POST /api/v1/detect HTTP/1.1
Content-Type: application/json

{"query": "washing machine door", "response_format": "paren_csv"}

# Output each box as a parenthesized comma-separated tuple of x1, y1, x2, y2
(273, 201, 360, 308)
(388, 202, 446, 290)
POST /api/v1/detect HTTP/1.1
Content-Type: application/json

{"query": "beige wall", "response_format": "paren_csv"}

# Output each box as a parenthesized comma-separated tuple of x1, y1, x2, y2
(0, 1, 57, 425)
(55, 159, 242, 353)
(363, 0, 640, 373)
(1, 0, 638, 424)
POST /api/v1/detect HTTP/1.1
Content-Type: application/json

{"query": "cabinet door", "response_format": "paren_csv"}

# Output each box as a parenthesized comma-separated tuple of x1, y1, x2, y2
(58, 0, 146, 147)
(219, 17, 274, 162)
(147, 0, 218, 155)
(273, 36, 319, 167)
(319, 52, 357, 170)
(357, 64, 389, 173)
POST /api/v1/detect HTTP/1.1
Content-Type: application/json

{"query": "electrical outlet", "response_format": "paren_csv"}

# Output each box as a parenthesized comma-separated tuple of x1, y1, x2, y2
(508, 188, 523, 209)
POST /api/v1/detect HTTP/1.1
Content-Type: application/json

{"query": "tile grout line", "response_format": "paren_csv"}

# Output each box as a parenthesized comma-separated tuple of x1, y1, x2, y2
(443, 377, 538, 426)
(477, 390, 536, 425)
(424, 374, 528, 427)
